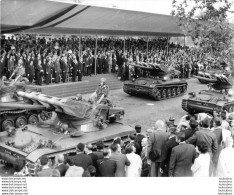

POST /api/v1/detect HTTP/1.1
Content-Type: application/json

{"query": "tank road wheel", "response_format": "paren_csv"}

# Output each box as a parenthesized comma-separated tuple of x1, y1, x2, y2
(161, 89, 167, 99)
(152, 88, 161, 100)
(171, 88, 176, 97)
(167, 88, 172, 98)
(1, 119, 14, 132)
(28, 114, 39, 125)
(176, 87, 181, 95)
(15, 116, 27, 128)
(182, 86, 187, 93)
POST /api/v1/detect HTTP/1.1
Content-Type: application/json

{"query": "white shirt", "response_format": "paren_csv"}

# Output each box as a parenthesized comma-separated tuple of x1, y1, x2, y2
(191, 153, 210, 177)
(126, 153, 142, 177)
(217, 147, 234, 177)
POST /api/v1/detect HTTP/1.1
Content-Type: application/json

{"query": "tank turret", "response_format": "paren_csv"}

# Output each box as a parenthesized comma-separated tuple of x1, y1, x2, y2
(123, 62, 187, 100)
(182, 74, 234, 114)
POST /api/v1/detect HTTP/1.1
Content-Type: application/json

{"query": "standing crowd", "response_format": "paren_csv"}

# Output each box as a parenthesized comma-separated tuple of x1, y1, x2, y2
(0, 34, 219, 85)
(13, 108, 234, 177)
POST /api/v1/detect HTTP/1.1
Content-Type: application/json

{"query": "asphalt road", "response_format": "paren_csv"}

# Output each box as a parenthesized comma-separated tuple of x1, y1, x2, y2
(0, 78, 207, 176)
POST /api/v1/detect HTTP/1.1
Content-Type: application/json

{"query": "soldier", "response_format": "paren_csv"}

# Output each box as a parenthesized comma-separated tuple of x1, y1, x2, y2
(71, 55, 78, 82)
(28, 60, 35, 83)
(54, 55, 61, 83)
(45, 57, 52, 85)
(10, 59, 25, 80)
(77, 57, 83, 81)
(60, 54, 68, 83)
(36, 59, 44, 85)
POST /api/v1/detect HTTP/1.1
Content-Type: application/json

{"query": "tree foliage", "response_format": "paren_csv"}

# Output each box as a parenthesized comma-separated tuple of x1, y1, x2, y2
(171, 0, 234, 58)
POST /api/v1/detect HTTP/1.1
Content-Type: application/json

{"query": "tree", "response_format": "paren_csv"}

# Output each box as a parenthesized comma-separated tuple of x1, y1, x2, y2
(171, 0, 234, 61)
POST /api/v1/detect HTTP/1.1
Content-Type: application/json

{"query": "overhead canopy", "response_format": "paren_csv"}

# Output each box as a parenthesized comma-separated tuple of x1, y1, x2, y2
(1, 0, 184, 37)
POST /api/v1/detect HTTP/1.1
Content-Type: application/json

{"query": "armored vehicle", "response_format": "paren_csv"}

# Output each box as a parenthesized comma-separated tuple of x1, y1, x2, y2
(0, 76, 48, 132)
(0, 89, 133, 174)
(123, 63, 188, 100)
(195, 60, 231, 84)
(182, 74, 234, 114)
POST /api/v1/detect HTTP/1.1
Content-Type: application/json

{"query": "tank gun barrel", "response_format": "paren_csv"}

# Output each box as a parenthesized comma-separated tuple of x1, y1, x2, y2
(9, 75, 21, 86)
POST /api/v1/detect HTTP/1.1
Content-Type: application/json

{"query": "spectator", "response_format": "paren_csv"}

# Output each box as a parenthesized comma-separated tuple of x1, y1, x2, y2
(85, 143, 98, 169)
(97, 148, 117, 177)
(50, 169, 61, 177)
(216, 137, 234, 177)
(13, 158, 29, 176)
(65, 158, 84, 177)
(54, 154, 69, 177)
(160, 127, 178, 177)
(110, 143, 130, 177)
(147, 120, 168, 177)
(72, 142, 93, 170)
(141, 137, 150, 177)
(181, 119, 199, 140)
(36, 156, 53, 177)
(191, 141, 210, 177)
(125, 143, 142, 177)
(134, 125, 145, 155)
(169, 132, 196, 177)
(93, 140, 104, 159)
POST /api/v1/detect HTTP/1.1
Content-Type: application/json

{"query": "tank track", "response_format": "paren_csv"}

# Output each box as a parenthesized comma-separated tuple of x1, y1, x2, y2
(150, 83, 187, 101)
(181, 99, 189, 112)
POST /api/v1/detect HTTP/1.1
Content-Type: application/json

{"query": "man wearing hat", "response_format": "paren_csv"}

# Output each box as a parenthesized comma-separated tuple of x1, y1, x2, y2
(134, 125, 145, 155)
(72, 142, 93, 171)
(169, 132, 196, 177)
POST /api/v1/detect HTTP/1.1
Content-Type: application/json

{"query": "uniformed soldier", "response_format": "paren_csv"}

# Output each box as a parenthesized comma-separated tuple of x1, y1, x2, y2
(36, 59, 44, 85)
(54, 55, 61, 83)
(28, 60, 35, 83)
(71, 54, 78, 82)
(60, 54, 68, 83)
(45, 57, 52, 85)
(10, 59, 25, 80)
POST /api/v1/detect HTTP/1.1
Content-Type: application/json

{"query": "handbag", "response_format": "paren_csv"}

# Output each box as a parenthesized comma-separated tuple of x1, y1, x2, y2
(148, 132, 159, 161)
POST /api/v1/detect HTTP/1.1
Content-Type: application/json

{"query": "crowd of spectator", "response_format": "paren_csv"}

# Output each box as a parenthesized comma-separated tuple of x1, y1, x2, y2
(13, 107, 234, 177)
(0, 34, 219, 85)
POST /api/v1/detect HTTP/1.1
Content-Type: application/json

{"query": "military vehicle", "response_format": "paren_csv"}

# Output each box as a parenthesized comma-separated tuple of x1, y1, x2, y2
(0, 88, 133, 175)
(182, 74, 234, 114)
(123, 63, 188, 100)
(195, 59, 231, 84)
(0, 75, 49, 132)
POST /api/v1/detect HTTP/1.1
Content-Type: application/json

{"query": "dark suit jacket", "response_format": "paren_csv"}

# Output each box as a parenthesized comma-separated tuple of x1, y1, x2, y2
(147, 130, 168, 162)
(160, 136, 178, 173)
(55, 163, 69, 177)
(73, 153, 93, 170)
(186, 128, 218, 155)
(93, 151, 104, 160)
(169, 143, 196, 177)
(135, 133, 145, 154)
(110, 152, 130, 177)
(88, 153, 98, 168)
(37, 168, 53, 177)
(97, 158, 117, 177)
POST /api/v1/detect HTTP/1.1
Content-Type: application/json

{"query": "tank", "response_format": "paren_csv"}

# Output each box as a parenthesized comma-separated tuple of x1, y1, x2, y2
(182, 74, 234, 114)
(0, 90, 133, 174)
(123, 63, 188, 100)
(0, 76, 49, 132)
(195, 59, 231, 84)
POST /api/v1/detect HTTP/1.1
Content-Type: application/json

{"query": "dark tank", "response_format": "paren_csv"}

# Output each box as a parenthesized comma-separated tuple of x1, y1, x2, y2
(0, 76, 49, 131)
(182, 74, 234, 114)
(123, 63, 187, 100)
(195, 59, 231, 84)
(0, 90, 133, 175)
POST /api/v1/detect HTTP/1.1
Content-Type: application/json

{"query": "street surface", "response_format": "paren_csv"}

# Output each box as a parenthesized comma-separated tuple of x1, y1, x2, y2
(0, 78, 207, 176)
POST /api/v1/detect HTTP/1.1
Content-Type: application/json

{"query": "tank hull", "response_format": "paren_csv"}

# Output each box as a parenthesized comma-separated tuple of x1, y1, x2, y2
(0, 123, 134, 165)
(123, 77, 187, 100)
(181, 90, 234, 114)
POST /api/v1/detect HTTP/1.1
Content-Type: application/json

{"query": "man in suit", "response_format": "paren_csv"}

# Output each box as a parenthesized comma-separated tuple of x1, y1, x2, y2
(160, 127, 178, 177)
(147, 124, 168, 177)
(93, 141, 104, 160)
(45, 57, 51, 85)
(85, 143, 98, 170)
(55, 154, 69, 177)
(97, 148, 117, 177)
(134, 125, 145, 155)
(60, 54, 68, 83)
(36, 156, 53, 177)
(169, 132, 196, 177)
(72, 142, 93, 171)
(110, 143, 130, 177)
(54, 55, 61, 83)
(186, 117, 218, 157)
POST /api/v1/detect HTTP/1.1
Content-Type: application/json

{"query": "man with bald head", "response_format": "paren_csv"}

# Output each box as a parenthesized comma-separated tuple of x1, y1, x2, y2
(55, 154, 69, 177)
